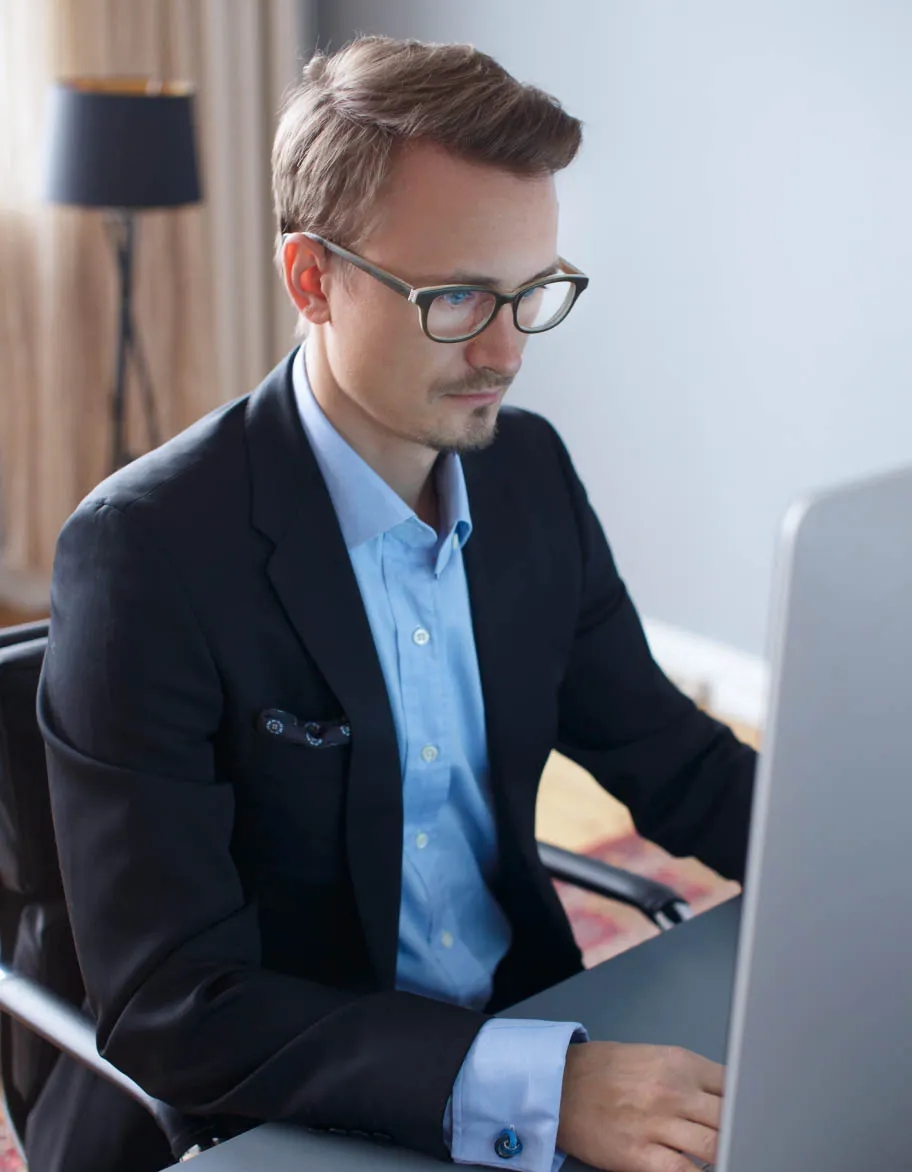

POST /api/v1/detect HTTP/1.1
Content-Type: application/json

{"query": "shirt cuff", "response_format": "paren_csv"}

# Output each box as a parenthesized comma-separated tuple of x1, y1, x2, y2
(443, 1017, 588, 1172)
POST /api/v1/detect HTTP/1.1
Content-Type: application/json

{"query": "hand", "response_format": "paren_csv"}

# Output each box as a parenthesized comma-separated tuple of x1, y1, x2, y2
(557, 1041, 724, 1172)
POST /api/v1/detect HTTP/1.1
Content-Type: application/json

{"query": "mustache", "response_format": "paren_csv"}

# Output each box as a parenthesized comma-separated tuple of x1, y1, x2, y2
(433, 372, 514, 397)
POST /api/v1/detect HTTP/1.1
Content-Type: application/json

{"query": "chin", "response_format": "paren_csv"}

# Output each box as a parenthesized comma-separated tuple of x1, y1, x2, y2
(417, 399, 502, 454)
(434, 417, 499, 455)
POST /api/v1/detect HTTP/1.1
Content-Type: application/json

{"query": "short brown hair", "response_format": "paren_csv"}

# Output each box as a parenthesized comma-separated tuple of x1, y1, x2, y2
(272, 35, 582, 252)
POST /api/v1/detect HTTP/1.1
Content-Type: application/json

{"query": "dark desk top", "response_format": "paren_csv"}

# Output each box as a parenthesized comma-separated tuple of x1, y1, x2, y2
(505, 894, 740, 1059)
(188, 897, 742, 1172)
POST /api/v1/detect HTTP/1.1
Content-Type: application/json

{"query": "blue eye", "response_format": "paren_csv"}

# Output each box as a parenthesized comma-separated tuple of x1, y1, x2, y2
(441, 289, 476, 307)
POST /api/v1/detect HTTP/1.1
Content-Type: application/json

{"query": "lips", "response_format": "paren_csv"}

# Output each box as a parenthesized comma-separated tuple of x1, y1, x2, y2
(447, 390, 503, 403)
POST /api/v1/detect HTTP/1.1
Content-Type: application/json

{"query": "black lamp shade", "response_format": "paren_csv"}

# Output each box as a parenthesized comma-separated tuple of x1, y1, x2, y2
(45, 78, 201, 209)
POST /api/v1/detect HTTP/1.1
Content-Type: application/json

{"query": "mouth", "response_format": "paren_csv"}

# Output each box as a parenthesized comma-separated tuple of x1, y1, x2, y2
(445, 390, 504, 407)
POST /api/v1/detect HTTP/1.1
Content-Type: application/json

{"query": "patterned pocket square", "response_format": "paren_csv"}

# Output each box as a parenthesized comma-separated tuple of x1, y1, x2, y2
(256, 708, 351, 748)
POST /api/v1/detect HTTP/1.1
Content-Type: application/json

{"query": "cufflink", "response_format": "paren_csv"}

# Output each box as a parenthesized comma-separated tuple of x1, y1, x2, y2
(494, 1126, 523, 1159)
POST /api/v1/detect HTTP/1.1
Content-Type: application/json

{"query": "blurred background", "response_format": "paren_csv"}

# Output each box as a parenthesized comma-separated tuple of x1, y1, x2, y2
(2, 0, 911, 731)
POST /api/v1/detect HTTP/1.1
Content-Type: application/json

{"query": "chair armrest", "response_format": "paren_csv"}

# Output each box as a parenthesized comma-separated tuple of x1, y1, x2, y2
(0, 621, 50, 650)
(537, 841, 692, 930)
(0, 963, 219, 1160)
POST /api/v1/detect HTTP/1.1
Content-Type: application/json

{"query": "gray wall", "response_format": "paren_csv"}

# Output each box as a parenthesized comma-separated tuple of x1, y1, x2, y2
(315, 0, 912, 658)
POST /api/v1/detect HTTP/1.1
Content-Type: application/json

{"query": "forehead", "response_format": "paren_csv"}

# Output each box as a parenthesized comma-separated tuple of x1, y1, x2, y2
(364, 140, 559, 285)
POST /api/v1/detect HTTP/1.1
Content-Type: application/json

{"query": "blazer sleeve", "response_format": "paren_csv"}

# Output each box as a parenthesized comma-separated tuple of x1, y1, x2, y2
(38, 499, 485, 1159)
(546, 428, 757, 883)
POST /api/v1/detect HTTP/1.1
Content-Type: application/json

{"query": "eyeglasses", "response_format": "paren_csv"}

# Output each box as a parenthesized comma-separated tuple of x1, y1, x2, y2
(285, 231, 589, 344)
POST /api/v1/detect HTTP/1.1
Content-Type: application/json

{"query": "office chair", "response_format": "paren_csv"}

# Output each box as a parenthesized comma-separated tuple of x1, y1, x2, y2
(0, 622, 689, 1163)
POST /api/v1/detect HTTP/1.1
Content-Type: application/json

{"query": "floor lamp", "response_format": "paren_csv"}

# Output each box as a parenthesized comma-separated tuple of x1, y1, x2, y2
(45, 78, 201, 471)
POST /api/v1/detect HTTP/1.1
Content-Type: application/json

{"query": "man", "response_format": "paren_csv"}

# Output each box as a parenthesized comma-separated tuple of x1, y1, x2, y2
(37, 35, 755, 1172)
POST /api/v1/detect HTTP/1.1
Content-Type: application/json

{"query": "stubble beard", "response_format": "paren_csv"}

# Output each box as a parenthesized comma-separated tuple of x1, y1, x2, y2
(422, 371, 514, 454)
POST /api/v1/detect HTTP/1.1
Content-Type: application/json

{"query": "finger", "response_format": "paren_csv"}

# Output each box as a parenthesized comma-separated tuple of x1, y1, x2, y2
(658, 1119, 719, 1168)
(643, 1143, 711, 1172)
(688, 1053, 725, 1096)
(681, 1089, 723, 1131)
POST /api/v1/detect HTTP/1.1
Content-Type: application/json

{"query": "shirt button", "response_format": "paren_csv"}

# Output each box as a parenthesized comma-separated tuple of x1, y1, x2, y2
(412, 627, 430, 646)
(452, 533, 459, 550)
(421, 744, 438, 763)
(441, 931, 454, 948)
(415, 832, 429, 850)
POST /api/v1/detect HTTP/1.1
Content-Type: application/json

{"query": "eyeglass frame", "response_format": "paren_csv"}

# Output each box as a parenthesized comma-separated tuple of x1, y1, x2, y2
(283, 231, 589, 343)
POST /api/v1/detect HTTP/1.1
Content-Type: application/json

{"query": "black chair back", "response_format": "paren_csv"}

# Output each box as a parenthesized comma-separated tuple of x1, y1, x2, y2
(0, 628, 84, 1139)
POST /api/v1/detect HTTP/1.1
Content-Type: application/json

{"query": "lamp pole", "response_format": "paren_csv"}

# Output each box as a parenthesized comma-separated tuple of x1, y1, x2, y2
(106, 211, 161, 470)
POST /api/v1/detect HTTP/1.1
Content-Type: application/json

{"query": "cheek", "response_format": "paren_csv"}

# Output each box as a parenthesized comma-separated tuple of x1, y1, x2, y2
(326, 294, 398, 381)
(362, 313, 460, 390)
(339, 288, 416, 362)
(329, 287, 470, 406)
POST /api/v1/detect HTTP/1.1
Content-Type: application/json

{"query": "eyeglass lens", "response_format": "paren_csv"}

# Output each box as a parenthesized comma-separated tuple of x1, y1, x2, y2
(425, 279, 575, 340)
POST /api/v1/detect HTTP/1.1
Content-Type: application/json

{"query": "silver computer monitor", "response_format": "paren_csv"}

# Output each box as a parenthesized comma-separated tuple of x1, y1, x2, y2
(717, 463, 912, 1171)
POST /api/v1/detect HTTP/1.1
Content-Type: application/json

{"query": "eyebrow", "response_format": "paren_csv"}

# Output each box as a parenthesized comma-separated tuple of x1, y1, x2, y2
(411, 260, 561, 289)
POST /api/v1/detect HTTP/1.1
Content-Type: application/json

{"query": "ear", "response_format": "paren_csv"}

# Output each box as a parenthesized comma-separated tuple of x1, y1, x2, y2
(281, 234, 333, 326)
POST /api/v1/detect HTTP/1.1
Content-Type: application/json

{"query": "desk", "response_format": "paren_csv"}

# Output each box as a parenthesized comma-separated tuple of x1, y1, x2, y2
(188, 896, 741, 1172)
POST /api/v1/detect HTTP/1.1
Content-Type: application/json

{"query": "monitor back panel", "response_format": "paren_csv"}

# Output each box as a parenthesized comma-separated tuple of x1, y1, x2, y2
(719, 465, 912, 1172)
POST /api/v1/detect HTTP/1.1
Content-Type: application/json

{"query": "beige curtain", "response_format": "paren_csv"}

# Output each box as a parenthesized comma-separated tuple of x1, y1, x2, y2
(0, 0, 304, 587)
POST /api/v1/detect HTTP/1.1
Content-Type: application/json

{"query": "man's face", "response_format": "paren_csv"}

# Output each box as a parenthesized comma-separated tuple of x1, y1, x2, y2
(317, 141, 560, 454)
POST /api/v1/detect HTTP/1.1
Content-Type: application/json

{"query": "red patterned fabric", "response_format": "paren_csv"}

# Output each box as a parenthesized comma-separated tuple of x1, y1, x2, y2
(554, 832, 740, 969)
(0, 1122, 22, 1172)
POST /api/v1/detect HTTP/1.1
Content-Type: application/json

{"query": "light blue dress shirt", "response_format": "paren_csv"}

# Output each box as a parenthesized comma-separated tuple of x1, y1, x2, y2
(293, 348, 583, 1171)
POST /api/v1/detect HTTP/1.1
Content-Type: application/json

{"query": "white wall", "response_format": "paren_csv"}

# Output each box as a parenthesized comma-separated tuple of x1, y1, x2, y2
(315, 0, 912, 667)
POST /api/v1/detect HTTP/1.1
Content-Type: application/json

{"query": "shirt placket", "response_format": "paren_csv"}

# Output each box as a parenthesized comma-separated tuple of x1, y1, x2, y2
(389, 530, 453, 950)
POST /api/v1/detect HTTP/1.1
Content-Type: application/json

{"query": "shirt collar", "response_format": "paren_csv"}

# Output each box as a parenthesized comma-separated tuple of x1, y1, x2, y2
(292, 346, 473, 561)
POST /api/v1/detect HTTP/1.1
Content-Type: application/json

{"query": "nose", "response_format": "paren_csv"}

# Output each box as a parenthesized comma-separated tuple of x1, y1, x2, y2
(463, 303, 525, 378)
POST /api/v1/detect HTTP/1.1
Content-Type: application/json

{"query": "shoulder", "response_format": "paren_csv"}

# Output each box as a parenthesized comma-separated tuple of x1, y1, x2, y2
(76, 396, 250, 522)
(62, 352, 299, 554)
(493, 404, 562, 448)
(463, 405, 576, 495)
(473, 404, 567, 469)
(55, 396, 253, 596)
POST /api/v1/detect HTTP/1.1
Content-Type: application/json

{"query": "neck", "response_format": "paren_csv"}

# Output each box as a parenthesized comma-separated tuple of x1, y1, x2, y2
(304, 338, 439, 524)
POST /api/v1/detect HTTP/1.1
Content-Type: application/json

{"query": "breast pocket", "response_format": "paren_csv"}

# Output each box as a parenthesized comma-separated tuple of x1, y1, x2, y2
(238, 735, 351, 883)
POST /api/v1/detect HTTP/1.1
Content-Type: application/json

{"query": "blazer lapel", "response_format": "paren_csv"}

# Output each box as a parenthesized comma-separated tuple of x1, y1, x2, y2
(463, 432, 583, 998)
(462, 447, 551, 860)
(245, 353, 402, 987)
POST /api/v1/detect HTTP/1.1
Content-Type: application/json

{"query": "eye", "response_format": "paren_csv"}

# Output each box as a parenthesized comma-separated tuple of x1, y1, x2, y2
(440, 289, 477, 308)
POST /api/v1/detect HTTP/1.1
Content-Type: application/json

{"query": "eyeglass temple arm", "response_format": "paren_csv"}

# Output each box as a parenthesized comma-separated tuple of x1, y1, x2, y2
(291, 232, 415, 300)
(557, 256, 585, 277)
(283, 233, 586, 303)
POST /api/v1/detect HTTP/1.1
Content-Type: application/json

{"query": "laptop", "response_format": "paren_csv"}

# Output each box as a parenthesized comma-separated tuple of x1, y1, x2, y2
(711, 461, 912, 1170)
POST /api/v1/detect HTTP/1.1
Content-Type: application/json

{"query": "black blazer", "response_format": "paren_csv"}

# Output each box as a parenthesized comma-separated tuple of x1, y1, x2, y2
(38, 350, 756, 1160)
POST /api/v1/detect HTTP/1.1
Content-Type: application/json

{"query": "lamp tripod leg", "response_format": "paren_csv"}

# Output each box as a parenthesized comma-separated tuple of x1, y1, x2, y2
(109, 213, 133, 471)
(126, 314, 162, 451)
(106, 212, 163, 470)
